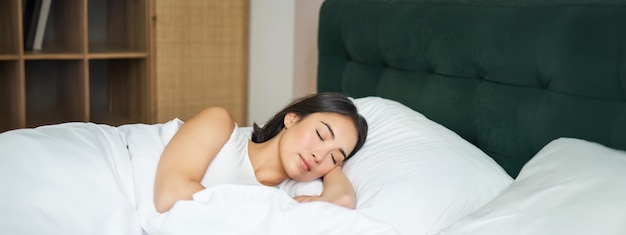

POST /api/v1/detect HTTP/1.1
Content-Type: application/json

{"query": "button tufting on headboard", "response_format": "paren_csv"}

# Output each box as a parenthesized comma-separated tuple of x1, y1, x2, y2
(318, 0, 626, 177)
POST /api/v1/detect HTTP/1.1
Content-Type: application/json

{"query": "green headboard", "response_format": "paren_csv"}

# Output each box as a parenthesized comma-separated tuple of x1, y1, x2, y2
(317, 0, 626, 177)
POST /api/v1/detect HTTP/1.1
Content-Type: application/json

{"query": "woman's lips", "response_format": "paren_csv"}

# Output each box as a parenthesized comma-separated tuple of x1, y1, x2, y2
(299, 154, 311, 172)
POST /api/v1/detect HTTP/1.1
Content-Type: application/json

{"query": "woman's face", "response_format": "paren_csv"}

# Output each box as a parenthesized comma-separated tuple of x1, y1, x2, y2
(279, 112, 358, 182)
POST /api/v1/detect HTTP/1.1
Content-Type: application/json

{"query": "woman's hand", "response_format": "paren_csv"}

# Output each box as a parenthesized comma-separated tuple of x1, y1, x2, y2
(293, 194, 321, 203)
(294, 193, 354, 207)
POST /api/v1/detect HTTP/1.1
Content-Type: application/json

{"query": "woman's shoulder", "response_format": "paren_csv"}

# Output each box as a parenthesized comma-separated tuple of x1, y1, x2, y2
(180, 106, 236, 141)
(195, 107, 235, 127)
(197, 106, 233, 119)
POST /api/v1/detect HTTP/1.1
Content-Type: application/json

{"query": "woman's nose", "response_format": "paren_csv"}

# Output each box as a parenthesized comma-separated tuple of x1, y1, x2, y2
(312, 149, 329, 162)
(312, 153, 321, 162)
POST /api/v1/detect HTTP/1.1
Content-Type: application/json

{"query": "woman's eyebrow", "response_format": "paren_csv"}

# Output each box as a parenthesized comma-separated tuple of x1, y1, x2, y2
(321, 121, 347, 159)
(321, 121, 335, 139)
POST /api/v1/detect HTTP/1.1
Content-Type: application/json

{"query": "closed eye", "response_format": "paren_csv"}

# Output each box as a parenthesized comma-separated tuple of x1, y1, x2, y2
(316, 130, 324, 141)
(331, 153, 337, 165)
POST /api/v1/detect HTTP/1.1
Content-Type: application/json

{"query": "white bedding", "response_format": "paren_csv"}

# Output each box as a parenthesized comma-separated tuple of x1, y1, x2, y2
(0, 122, 140, 235)
(0, 120, 396, 235)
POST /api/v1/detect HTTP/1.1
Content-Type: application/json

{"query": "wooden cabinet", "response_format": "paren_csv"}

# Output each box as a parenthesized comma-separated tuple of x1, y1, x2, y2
(0, 0, 152, 132)
(1, 0, 249, 133)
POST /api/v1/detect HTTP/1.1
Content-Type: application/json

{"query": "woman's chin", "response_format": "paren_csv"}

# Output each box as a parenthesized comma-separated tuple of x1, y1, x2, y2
(287, 170, 315, 182)
(286, 161, 321, 182)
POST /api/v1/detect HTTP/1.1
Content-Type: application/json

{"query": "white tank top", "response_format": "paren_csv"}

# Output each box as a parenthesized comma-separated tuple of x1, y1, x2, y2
(197, 123, 323, 196)
(200, 124, 262, 187)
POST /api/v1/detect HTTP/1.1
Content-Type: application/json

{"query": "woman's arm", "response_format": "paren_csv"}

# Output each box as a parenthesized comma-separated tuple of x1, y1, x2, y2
(320, 167, 357, 209)
(153, 107, 235, 213)
(294, 167, 357, 209)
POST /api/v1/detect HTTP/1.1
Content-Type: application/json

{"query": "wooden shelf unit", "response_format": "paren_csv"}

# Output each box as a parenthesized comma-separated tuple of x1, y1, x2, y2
(0, 0, 152, 132)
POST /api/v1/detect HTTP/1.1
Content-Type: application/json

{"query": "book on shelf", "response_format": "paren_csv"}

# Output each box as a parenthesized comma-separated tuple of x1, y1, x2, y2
(23, 0, 51, 50)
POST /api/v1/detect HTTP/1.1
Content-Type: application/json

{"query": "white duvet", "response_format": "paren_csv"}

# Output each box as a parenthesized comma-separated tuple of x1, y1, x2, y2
(0, 120, 395, 235)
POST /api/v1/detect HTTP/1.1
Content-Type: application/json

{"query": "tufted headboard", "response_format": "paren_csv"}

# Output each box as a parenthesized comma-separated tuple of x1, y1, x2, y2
(317, 0, 626, 177)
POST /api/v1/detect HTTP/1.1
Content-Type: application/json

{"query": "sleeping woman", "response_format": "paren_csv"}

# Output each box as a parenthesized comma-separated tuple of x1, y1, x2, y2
(153, 92, 368, 212)
(0, 92, 368, 234)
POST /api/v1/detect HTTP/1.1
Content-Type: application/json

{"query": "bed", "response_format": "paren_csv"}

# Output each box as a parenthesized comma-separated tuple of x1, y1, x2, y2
(1, 0, 626, 234)
(317, 0, 626, 234)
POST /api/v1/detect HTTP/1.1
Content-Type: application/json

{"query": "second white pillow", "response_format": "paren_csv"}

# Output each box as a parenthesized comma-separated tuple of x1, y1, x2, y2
(441, 137, 626, 235)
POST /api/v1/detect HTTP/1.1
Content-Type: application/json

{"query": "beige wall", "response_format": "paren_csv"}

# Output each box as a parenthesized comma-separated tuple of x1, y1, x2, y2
(294, 0, 322, 97)
(247, 0, 324, 126)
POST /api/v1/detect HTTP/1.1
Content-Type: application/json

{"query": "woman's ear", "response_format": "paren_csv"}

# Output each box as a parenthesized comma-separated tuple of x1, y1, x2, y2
(283, 113, 299, 128)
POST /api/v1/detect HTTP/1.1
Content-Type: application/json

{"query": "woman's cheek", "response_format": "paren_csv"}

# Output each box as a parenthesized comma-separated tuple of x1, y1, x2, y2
(317, 165, 335, 177)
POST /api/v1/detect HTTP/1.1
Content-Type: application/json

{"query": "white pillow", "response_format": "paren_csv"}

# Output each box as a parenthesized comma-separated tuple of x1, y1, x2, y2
(346, 97, 513, 235)
(440, 138, 626, 235)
